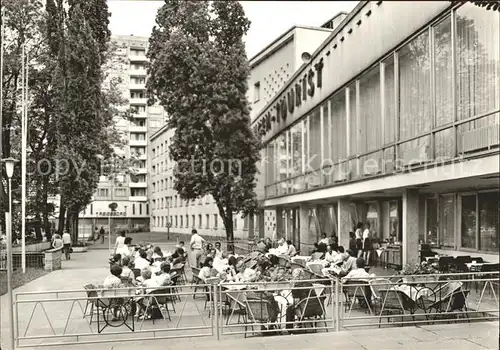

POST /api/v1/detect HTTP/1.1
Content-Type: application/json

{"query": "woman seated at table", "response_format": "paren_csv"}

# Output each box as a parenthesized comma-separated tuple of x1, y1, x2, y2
(152, 262, 173, 287)
(198, 243, 214, 268)
(198, 257, 217, 282)
(120, 257, 137, 286)
(285, 268, 322, 331)
(134, 269, 161, 319)
(286, 240, 297, 257)
(152, 246, 164, 260)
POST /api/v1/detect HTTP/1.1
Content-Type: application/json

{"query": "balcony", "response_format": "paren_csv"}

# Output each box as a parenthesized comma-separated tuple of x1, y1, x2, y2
(129, 182, 147, 188)
(129, 83, 146, 90)
(136, 168, 148, 174)
(129, 54, 147, 62)
(129, 195, 148, 202)
(129, 98, 147, 105)
(129, 69, 147, 77)
(134, 153, 147, 161)
(129, 139, 147, 147)
(129, 125, 147, 133)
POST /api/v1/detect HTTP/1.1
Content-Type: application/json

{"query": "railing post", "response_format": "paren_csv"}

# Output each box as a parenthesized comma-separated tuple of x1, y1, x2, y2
(335, 276, 340, 332)
(214, 283, 220, 340)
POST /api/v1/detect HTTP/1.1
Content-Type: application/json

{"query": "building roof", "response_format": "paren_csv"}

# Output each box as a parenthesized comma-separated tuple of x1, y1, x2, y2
(320, 11, 350, 28)
(248, 25, 333, 68)
(150, 123, 170, 142)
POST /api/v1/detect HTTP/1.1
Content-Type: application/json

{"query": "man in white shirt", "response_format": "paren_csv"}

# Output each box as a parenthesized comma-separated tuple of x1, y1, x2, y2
(286, 240, 297, 257)
(114, 232, 126, 254)
(319, 232, 330, 246)
(62, 231, 72, 260)
(189, 229, 205, 267)
(342, 258, 373, 281)
(324, 244, 339, 263)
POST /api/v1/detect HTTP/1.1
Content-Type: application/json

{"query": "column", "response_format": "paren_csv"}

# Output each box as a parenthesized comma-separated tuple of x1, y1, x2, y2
(337, 198, 351, 249)
(402, 189, 419, 266)
(275, 208, 283, 240)
(248, 213, 255, 240)
(257, 211, 265, 239)
(299, 203, 313, 254)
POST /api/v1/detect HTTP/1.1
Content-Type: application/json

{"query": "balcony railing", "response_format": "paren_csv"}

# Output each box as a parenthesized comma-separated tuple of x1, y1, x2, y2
(264, 110, 500, 199)
(129, 139, 147, 147)
(129, 69, 147, 76)
(129, 97, 147, 105)
(129, 125, 147, 133)
(129, 182, 147, 188)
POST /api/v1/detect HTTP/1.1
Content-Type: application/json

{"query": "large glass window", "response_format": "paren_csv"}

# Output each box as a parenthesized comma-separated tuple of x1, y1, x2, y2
(434, 17, 453, 127)
(440, 195, 455, 248)
(461, 194, 477, 249)
(308, 108, 321, 171)
(290, 122, 303, 177)
(322, 102, 331, 166)
(330, 90, 347, 162)
(383, 56, 396, 144)
(266, 141, 275, 185)
(348, 84, 357, 156)
(399, 30, 432, 140)
(479, 192, 499, 252)
(426, 198, 438, 245)
(456, 4, 500, 122)
(359, 66, 382, 153)
(276, 134, 287, 183)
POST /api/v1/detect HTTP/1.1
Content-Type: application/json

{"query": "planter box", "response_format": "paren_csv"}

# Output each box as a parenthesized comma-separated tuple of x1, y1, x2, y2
(44, 248, 62, 271)
(72, 246, 88, 253)
(12, 242, 51, 253)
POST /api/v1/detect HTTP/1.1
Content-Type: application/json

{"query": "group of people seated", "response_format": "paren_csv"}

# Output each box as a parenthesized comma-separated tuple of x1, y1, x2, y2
(99, 239, 189, 320)
(255, 237, 298, 257)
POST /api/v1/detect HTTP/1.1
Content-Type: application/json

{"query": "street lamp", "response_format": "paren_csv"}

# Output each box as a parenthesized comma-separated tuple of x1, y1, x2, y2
(2, 157, 18, 350)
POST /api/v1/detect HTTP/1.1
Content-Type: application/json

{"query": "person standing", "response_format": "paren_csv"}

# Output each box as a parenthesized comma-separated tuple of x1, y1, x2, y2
(189, 229, 205, 268)
(62, 231, 72, 260)
(363, 222, 373, 265)
(114, 231, 126, 254)
(99, 226, 105, 244)
(354, 222, 364, 258)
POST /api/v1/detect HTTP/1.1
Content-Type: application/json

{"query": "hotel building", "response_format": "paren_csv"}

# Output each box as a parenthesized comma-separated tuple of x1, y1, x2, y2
(78, 35, 165, 234)
(252, 1, 499, 265)
(149, 21, 340, 239)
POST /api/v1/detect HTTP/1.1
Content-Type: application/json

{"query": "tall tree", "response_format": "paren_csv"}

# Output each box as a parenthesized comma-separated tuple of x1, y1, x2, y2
(147, 0, 260, 251)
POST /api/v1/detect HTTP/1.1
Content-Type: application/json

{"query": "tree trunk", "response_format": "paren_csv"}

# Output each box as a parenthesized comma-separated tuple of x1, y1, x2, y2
(58, 197, 66, 234)
(72, 210, 79, 244)
(225, 209, 234, 253)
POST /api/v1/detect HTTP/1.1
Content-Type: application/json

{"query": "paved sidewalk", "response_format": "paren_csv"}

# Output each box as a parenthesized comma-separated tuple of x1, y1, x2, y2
(11, 321, 500, 350)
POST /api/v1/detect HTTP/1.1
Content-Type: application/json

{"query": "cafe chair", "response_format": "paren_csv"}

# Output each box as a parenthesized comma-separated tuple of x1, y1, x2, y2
(295, 286, 328, 333)
(83, 284, 100, 325)
(342, 279, 373, 316)
(191, 267, 207, 300)
(142, 287, 173, 323)
(438, 256, 455, 272)
(377, 288, 416, 328)
(243, 299, 278, 338)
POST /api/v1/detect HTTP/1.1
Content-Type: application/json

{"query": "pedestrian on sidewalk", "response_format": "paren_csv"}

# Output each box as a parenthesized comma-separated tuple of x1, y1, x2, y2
(99, 226, 105, 244)
(62, 230, 72, 260)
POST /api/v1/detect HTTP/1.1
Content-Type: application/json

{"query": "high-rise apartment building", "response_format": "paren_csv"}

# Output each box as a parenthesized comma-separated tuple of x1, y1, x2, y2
(149, 21, 340, 240)
(78, 35, 165, 235)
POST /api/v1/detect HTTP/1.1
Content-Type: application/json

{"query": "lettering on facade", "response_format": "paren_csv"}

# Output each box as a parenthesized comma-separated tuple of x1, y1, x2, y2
(253, 58, 324, 137)
(96, 212, 126, 217)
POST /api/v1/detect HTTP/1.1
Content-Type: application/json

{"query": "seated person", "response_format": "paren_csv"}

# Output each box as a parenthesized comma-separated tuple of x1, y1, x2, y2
(135, 269, 160, 319)
(348, 231, 358, 256)
(335, 246, 349, 265)
(103, 264, 125, 289)
(109, 253, 122, 267)
(176, 241, 186, 253)
(198, 243, 213, 268)
(120, 257, 137, 286)
(152, 262, 173, 287)
(256, 239, 268, 254)
(134, 249, 151, 270)
(170, 247, 186, 265)
(145, 244, 155, 261)
(342, 258, 373, 281)
(285, 268, 323, 330)
(286, 240, 297, 257)
(338, 249, 358, 277)
(198, 257, 215, 282)
(214, 241, 225, 259)
(276, 238, 289, 255)
(264, 237, 272, 251)
(319, 232, 330, 246)
(152, 246, 164, 260)
(324, 243, 339, 264)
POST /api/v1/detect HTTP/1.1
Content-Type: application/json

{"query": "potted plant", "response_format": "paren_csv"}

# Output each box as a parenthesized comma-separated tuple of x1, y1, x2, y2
(399, 262, 439, 284)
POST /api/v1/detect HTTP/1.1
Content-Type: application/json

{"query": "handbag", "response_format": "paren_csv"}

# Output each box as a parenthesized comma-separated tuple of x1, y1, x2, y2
(69, 247, 74, 253)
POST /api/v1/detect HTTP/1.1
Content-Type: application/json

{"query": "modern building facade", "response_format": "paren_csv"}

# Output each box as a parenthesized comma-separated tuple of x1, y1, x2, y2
(252, 1, 499, 264)
(78, 35, 165, 235)
(149, 23, 339, 239)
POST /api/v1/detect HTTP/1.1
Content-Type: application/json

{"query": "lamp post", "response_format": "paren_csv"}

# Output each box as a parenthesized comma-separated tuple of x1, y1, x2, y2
(3, 157, 18, 350)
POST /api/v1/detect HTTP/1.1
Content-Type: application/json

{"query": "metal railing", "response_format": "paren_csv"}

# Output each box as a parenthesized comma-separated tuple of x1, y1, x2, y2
(12, 271, 499, 347)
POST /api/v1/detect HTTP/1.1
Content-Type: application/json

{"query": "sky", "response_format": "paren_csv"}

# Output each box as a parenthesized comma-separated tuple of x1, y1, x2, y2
(107, 0, 357, 58)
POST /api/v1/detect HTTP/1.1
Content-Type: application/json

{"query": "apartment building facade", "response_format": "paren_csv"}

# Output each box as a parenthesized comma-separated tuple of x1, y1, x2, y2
(149, 23, 338, 239)
(252, 1, 499, 264)
(78, 35, 165, 234)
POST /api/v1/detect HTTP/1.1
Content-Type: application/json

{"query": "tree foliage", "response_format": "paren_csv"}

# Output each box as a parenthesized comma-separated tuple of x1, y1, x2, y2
(147, 0, 261, 248)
